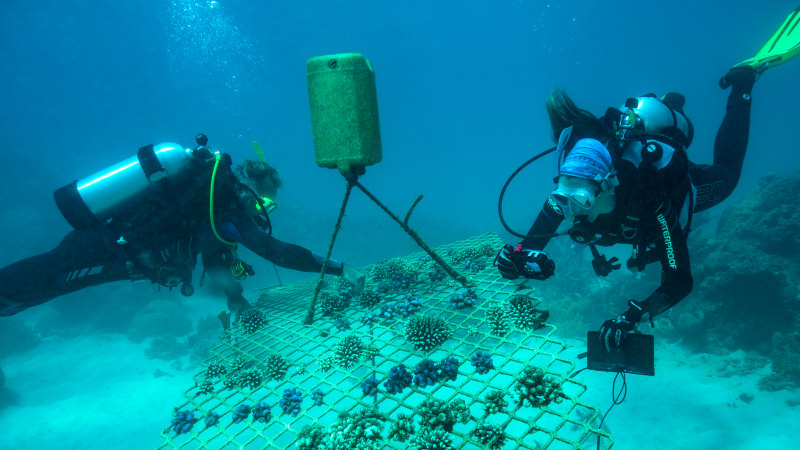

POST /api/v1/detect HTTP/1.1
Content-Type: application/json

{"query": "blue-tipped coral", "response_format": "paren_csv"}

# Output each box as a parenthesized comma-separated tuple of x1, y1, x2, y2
(251, 401, 273, 423)
(463, 257, 486, 272)
(437, 357, 460, 382)
(170, 409, 198, 435)
(513, 366, 565, 408)
(472, 423, 507, 450)
(413, 359, 440, 388)
(449, 288, 478, 309)
(470, 351, 495, 375)
(385, 364, 413, 394)
(239, 308, 268, 334)
(203, 411, 220, 428)
(405, 315, 453, 352)
(280, 388, 303, 417)
(361, 374, 380, 397)
(334, 316, 351, 332)
(232, 404, 251, 424)
(311, 388, 325, 406)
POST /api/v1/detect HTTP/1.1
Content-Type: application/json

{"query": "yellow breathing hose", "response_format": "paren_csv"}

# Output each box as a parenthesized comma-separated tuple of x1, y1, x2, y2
(210, 154, 237, 247)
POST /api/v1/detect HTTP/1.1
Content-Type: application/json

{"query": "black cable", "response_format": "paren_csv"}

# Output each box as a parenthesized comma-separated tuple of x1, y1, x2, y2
(594, 371, 627, 450)
(497, 146, 560, 240)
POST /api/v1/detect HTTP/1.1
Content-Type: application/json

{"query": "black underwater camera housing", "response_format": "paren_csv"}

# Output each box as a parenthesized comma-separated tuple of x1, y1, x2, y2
(586, 331, 655, 376)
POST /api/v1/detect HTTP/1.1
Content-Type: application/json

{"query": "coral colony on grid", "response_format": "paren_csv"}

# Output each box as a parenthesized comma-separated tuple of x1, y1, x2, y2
(165, 241, 574, 448)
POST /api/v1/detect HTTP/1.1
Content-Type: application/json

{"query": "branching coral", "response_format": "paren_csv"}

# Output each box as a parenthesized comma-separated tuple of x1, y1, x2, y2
(195, 378, 214, 395)
(297, 423, 328, 450)
(410, 426, 454, 450)
(405, 315, 453, 352)
(319, 292, 351, 317)
(318, 354, 335, 372)
(239, 308, 268, 334)
(486, 304, 509, 337)
(388, 412, 416, 442)
(335, 334, 365, 369)
(513, 366, 565, 408)
(417, 398, 471, 432)
(326, 408, 387, 449)
(448, 242, 495, 265)
(507, 295, 549, 330)
(204, 362, 227, 379)
(471, 423, 507, 450)
(358, 288, 383, 308)
(228, 356, 249, 373)
(263, 353, 290, 381)
(483, 390, 508, 416)
(240, 368, 265, 390)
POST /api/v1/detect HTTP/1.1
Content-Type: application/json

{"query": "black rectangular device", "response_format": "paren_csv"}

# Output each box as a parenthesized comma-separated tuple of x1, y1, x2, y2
(586, 331, 655, 376)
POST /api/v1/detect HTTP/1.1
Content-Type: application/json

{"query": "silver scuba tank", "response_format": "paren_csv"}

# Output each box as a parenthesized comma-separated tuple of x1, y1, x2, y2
(54, 142, 196, 229)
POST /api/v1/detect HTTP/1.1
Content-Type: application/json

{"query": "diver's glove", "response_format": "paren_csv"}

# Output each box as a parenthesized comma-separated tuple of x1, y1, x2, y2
(495, 244, 555, 281)
(599, 299, 645, 352)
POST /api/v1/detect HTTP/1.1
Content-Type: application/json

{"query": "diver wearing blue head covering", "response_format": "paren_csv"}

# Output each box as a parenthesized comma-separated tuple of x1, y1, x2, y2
(496, 63, 771, 353)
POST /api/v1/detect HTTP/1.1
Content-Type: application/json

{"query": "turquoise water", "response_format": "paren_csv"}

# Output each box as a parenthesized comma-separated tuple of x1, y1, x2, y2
(2, 1, 800, 449)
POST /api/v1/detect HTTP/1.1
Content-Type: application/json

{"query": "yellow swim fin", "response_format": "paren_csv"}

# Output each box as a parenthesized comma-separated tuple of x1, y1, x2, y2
(251, 140, 267, 162)
(733, 6, 800, 71)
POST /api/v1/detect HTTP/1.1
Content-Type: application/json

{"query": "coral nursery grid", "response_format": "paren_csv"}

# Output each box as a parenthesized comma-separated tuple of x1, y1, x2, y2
(159, 233, 613, 449)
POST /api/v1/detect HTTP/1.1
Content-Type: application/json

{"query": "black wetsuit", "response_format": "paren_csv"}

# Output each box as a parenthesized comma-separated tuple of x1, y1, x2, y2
(520, 85, 752, 320)
(0, 152, 341, 316)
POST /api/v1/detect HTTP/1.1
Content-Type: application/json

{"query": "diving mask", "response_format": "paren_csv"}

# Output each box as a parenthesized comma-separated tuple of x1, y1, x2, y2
(550, 188, 596, 219)
(256, 196, 277, 214)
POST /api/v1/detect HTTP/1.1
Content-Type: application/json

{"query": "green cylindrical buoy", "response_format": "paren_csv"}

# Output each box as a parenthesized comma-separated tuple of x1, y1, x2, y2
(307, 53, 382, 180)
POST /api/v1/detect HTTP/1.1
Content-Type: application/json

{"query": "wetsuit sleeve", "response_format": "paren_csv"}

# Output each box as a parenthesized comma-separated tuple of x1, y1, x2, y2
(233, 217, 343, 276)
(636, 205, 693, 320)
(520, 198, 564, 250)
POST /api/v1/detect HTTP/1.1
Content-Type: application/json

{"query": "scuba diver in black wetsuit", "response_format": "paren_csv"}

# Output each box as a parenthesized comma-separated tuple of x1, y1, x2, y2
(0, 135, 364, 318)
(496, 65, 763, 352)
